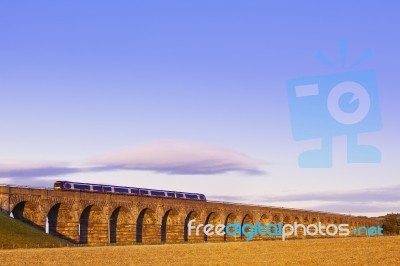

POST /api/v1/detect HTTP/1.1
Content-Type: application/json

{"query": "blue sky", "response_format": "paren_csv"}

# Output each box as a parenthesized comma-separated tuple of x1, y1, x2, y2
(0, 1, 399, 216)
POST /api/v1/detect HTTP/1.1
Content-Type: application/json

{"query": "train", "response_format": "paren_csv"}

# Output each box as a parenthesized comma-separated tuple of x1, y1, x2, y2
(54, 180, 207, 201)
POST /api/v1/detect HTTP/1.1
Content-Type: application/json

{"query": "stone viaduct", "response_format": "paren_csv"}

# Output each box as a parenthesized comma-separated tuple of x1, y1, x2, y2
(0, 185, 380, 245)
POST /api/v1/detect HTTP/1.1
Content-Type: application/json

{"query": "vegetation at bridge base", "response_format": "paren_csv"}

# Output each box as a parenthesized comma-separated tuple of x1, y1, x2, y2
(381, 213, 400, 235)
(0, 212, 69, 249)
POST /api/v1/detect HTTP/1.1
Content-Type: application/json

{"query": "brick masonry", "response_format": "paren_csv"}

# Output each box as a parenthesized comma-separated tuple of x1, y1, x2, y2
(0, 185, 380, 244)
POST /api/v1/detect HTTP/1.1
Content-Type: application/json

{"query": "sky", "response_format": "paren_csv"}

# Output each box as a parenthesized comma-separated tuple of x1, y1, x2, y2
(0, 1, 399, 217)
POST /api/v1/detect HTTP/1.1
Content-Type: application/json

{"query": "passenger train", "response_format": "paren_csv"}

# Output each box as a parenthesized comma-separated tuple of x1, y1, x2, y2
(54, 180, 206, 201)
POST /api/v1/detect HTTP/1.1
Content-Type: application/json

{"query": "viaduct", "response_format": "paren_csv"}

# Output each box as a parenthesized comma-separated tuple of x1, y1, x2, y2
(0, 185, 380, 245)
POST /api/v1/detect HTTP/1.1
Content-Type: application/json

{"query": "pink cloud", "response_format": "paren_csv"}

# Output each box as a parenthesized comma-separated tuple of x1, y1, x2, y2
(0, 141, 266, 178)
(87, 140, 266, 175)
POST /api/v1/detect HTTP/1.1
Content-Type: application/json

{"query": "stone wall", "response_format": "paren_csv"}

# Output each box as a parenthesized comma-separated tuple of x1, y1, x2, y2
(0, 185, 380, 244)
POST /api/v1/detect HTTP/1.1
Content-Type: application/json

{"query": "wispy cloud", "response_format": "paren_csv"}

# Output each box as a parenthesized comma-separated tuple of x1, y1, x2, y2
(210, 185, 400, 203)
(0, 140, 266, 179)
(209, 185, 400, 215)
(0, 160, 80, 178)
(87, 140, 266, 175)
(258, 185, 400, 203)
(306, 202, 399, 214)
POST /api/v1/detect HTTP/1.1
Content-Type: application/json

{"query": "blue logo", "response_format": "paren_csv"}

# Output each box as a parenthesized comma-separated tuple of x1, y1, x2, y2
(287, 41, 382, 168)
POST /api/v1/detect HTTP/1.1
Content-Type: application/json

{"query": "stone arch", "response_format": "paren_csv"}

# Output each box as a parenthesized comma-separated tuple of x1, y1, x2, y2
(204, 212, 223, 241)
(356, 222, 367, 237)
(258, 214, 271, 240)
(136, 208, 158, 244)
(311, 217, 318, 224)
(11, 201, 44, 229)
(241, 214, 254, 240)
(110, 206, 133, 244)
(79, 205, 107, 244)
(349, 221, 358, 236)
(266, 214, 280, 238)
(184, 211, 202, 242)
(282, 216, 293, 238)
(48, 203, 61, 236)
(260, 214, 270, 225)
(308, 217, 318, 235)
(283, 215, 291, 224)
(224, 213, 239, 241)
(272, 214, 280, 224)
(47, 203, 76, 242)
(292, 216, 304, 238)
(318, 218, 327, 236)
(161, 209, 181, 243)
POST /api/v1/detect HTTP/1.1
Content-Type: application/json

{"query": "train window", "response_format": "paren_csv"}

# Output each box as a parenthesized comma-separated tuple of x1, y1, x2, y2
(92, 186, 102, 191)
(114, 187, 128, 193)
(103, 186, 112, 192)
(74, 184, 90, 190)
(185, 194, 198, 199)
(140, 190, 150, 195)
(176, 193, 184, 198)
(150, 190, 165, 196)
(129, 188, 139, 194)
(166, 192, 175, 197)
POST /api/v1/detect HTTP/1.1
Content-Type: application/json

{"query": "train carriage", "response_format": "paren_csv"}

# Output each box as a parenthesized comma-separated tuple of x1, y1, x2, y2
(54, 180, 206, 201)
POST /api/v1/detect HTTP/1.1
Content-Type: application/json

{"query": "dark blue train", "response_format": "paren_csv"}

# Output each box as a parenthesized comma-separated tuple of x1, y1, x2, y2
(54, 180, 206, 201)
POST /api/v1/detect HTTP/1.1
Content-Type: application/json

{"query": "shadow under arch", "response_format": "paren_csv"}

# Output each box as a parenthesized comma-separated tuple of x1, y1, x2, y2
(204, 212, 222, 242)
(283, 215, 292, 224)
(110, 206, 133, 244)
(184, 211, 201, 242)
(79, 205, 107, 244)
(292, 216, 305, 239)
(161, 209, 180, 243)
(259, 214, 271, 240)
(224, 213, 239, 241)
(272, 214, 280, 224)
(47, 203, 76, 243)
(269, 214, 281, 238)
(79, 206, 91, 244)
(48, 203, 61, 236)
(136, 208, 157, 244)
(241, 214, 254, 240)
(11, 201, 43, 230)
(319, 218, 326, 227)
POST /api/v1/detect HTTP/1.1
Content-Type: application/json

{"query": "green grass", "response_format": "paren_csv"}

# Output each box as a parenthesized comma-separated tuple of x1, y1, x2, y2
(0, 212, 69, 249)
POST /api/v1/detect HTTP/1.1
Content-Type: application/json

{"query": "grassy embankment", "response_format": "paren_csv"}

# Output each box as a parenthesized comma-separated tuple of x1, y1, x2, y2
(0, 213, 68, 248)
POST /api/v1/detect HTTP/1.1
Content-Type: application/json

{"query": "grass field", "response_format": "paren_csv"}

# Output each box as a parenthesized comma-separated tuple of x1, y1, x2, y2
(0, 236, 399, 265)
(0, 213, 68, 248)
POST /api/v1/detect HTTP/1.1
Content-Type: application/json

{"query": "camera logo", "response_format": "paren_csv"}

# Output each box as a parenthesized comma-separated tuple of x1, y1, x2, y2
(287, 41, 382, 168)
